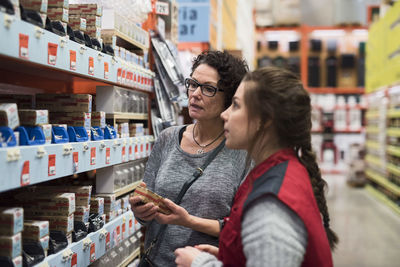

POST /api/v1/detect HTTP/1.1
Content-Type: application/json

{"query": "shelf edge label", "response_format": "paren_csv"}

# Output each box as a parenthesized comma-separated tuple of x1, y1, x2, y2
(19, 34, 29, 59)
(48, 43, 58, 66)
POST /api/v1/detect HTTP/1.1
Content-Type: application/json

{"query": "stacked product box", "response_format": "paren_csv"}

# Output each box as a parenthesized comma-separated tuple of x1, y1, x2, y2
(129, 123, 144, 137)
(15, 192, 75, 240)
(22, 220, 50, 256)
(90, 197, 104, 216)
(47, 0, 69, 28)
(120, 196, 130, 212)
(36, 94, 92, 138)
(19, 0, 48, 25)
(91, 111, 106, 128)
(0, 103, 19, 130)
(30, 186, 92, 224)
(94, 194, 116, 222)
(69, 3, 102, 39)
(0, 95, 34, 109)
(0, 208, 24, 262)
(18, 109, 49, 126)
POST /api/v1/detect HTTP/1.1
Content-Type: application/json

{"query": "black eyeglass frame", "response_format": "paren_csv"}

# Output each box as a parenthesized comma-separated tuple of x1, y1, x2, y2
(184, 77, 224, 97)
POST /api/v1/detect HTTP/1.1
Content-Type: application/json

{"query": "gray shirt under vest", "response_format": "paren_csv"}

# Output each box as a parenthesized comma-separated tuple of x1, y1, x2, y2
(140, 125, 247, 267)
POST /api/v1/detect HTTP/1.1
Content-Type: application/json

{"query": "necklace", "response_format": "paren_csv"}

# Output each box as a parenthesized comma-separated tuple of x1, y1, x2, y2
(192, 123, 224, 154)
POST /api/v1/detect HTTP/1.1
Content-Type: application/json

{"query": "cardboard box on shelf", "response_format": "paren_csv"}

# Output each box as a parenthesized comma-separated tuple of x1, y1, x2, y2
(49, 112, 91, 128)
(0, 103, 19, 130)
(18, 110, 48, 126)
(47, 7, 69, 22)
(36, 94, 92, 113)
(0, 233, 21, 258)
(90, 197, 104, 216)
(0, 95, 33, 109)
(12, 255, 22, 267)
(74, 206, 90, 223)
(39, 124, 52, 144)
(91, 111, 106, 128)
(48, 0, 69, 8)
(69, 3, 102, 16)
(0, 208, 24, 236)
(31, 186, 92, 206)
(15, 192, 76, 215)
(29, 214, 74, 234)
(22, 220, 49, 240)
(20, 0, 47, 13)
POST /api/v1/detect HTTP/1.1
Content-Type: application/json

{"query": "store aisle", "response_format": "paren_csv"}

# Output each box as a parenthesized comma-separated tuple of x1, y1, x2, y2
(325, 175, 400, 267)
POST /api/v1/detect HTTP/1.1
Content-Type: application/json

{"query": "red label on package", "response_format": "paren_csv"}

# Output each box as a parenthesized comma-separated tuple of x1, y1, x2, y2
(146, 143, 149, 153)
(106, 148, 110, 164)
(141, 144, 144, 154)
(70, 50, 77, 70)
(134, 145, 138, 158)
(122, 70, 126, 84)
(88, 57, 94, 75)
(21, 161, 30, 186)
(129, 219, 133, 234)
(73, 152, 79, 172)
(122, 146, 126, 162)
(122, 223, 126, 239)
(48, 154, 56, 176)
(104, 62, 109, 79)
(129, 146, 133, 160)
(116, 226, 121, 242)
(117, 68, 122, 83)
(90, 147, 96, 165)
(19, 34, 29, 59)
(48, 43, 58, 65)
(71, 253, 77, 267)
(106, 232, 110, 250)
(90, 243, 96, 263)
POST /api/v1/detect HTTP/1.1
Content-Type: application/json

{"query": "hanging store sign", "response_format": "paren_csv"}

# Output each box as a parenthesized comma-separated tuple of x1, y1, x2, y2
(178, 0, 210, 42)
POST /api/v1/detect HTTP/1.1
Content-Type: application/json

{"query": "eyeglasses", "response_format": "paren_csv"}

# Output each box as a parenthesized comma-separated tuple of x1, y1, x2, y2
(184, 78, 224, 97)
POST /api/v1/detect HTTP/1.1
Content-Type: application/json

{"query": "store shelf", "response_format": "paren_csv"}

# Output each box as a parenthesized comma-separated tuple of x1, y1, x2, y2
(117, 248, 140, 267)
(366, 169, 400, 196)
(366, 111, 380, 120)
(306, 87, 365, 95)
(34, 210, 138, 267)
(366, 126, 380, 134)
(115, 180, 142, 198)
(366, 141, 381, 150)
(106, 113, 149, 120)
(0, 12, 153, 93)
(0, 136, 153, 193)
(365, 184, 400, 216)
(102, 29, 148, 51)
(365, 155, 384, 169)
(387, 128, 400, 137)
(387, 109, 400, 118)
(387, 145, 400, 157)
(387, 163, 400, 177)
(255, 26, 301, 32)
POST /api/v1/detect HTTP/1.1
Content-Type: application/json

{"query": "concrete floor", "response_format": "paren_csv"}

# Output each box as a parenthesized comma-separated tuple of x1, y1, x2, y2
(325, 175, 400, 267)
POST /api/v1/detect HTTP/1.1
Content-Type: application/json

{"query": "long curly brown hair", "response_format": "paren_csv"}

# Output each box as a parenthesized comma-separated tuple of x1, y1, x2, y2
(243, 66, 339, 250)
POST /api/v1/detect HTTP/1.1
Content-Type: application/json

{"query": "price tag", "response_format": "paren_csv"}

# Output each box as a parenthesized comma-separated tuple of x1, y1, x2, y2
(140, 143, 144, 156)
(70, 50, 76, 70)
(19, 34, 29, 59)
(71, 253, 77, 267)
(134, 145, 139, 159)
(122, 70, 126, 84)
(156, 1, 169, 15)
(88, 57, 94, 75)
(116, 226, 121, 242)
(90, 243, 96, 263)
(104, 62, 109, 79)
(21, 161, 30, 186)
(47, 43, 58, 65)
(48, 154, 56, 176)
(106, 232, 110, 250)
(129, 218, 133, 235)
(122, 146, 126, 162)
(122, 222, 126, 239)
(129, 145, 133, 160)
(106, 147, 110, 164)
(90, 147, 96, 165)
(146, 143, 150, 155)
(117, 68, 122, 83)
(73, 152, 79, 172)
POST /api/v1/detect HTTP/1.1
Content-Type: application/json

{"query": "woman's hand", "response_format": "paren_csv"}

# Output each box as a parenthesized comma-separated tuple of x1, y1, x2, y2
(129, 183, 159, 221)
(175, 246, 201, 267)
(155, 198, 191, 226)
(195, 244, 219, 257)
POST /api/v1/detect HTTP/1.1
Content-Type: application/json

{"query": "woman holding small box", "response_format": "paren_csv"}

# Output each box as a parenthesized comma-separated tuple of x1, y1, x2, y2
(129, 50, 248, 267)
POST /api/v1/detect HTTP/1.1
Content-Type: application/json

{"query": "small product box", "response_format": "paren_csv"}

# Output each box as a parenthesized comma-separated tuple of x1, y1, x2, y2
(49, 112, 91, 128)
(121, 196, 130, 211)
(90, 197, 104, 216)
(0, 208, 24, 236)
(39, 235, 50, 251)
(95, 194, 116, 212)
(91, 111, 106, 128)
(19, 0, 47, 13)
(18, 110, 48, 126)
(34, 214, 74, 234)
(0, 233, 22, 258)
(12, 255, 22, 267)
(36, 94, 92, 112)
(48, 0, 69, 8)
(22, 220, 49, 240)
(0, 103, 19, 130)
(39, 124, 52, 144)
(0, 95, 33, 109)
(74, 206, 90, 223)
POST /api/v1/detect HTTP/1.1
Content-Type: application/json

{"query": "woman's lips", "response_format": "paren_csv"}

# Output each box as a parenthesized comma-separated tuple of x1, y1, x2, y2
(189, 104, 203, 110)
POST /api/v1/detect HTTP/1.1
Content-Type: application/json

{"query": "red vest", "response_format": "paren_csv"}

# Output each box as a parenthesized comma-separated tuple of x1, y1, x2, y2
(218, 148, 333, 267)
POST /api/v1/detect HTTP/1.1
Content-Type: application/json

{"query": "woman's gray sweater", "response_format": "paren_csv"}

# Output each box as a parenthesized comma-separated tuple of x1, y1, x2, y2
(140, 125, 247, 267)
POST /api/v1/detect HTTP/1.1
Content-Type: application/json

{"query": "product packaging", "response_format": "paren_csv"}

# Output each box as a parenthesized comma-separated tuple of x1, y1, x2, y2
(0, 233, 22, 258)
(0, 103, 19, 129)
(22, 220, 49, 240)
(0, 208, 24, 236)
(18, 109, 48, 126)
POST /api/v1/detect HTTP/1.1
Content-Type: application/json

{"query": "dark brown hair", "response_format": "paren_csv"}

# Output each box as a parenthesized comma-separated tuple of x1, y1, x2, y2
(191, 50, 248, 109)
(243, 67, 339, 250)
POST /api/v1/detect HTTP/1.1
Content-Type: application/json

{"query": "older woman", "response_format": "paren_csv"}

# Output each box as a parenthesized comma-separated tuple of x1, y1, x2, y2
(130, 50, 248, 267)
